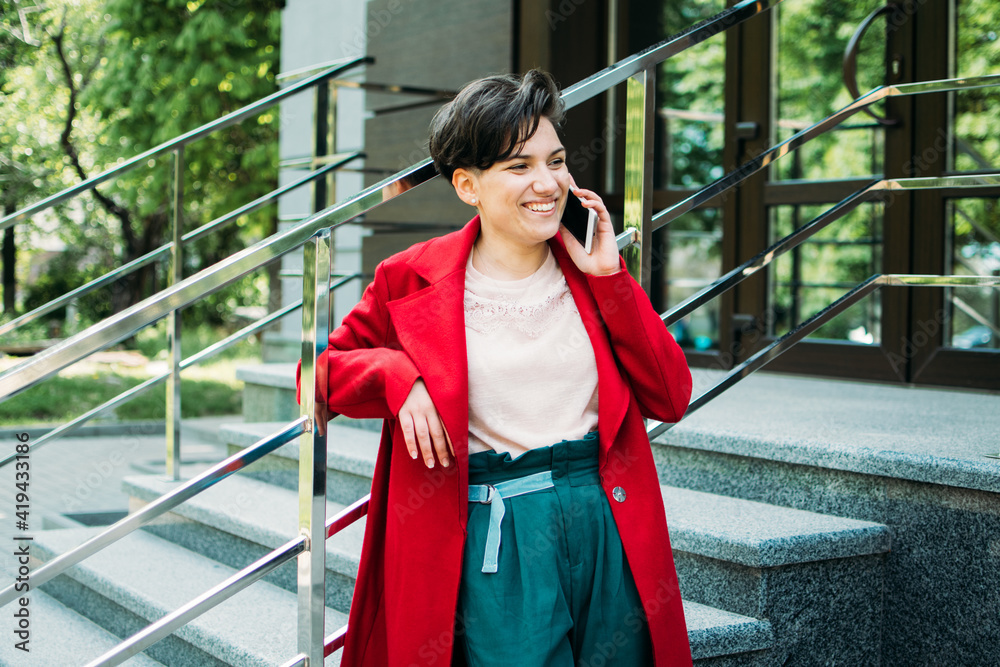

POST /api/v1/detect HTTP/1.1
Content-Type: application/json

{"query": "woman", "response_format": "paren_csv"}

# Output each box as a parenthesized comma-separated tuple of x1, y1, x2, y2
(300, 70, 693, 666)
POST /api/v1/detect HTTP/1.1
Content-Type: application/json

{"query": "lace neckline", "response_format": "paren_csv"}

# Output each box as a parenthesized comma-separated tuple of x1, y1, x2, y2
(464, 248, 577, 339)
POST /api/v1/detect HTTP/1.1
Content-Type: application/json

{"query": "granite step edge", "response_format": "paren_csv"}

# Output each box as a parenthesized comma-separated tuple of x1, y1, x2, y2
(220, 421, 379, 479)
(684, 600, 774, 660)
(655, 423, 1000, 495)
(235, 363, 298, 390)
(31, 527, 347, 667)
(122, 473, 365, 579)
(662, 486, 892, 568)
(0, 587, 165, 666)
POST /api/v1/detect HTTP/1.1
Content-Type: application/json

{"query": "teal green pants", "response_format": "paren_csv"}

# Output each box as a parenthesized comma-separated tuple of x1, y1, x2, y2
(454, 433, 653, 666)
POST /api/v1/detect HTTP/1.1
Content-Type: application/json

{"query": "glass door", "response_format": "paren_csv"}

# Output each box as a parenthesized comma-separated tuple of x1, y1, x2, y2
(754, 0, 904, 381)
(732, 0, 998, 388)
(625, 0, 998, 388)
(907, 0, 1000, 388)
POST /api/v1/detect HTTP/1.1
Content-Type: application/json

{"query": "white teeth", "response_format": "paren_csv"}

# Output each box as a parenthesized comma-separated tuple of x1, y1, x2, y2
(525, 201, 555, 212)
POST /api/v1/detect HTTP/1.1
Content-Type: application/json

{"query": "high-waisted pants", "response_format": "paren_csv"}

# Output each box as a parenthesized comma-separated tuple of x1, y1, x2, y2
(453, 433, 653, 666)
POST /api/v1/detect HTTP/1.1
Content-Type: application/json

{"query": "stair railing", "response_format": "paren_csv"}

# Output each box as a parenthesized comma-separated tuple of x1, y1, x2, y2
(0, 55, 371, 234)
(4, 0, 998, 663)
(0, 152, 362, 340)
(0, 272, 361, 470)
(0, 55, 372, 482)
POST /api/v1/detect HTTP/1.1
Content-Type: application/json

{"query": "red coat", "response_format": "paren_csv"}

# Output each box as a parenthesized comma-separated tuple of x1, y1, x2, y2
(298, 217, 693, 666)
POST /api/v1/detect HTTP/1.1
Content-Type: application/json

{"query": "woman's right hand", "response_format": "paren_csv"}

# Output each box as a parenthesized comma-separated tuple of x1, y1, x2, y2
(398, 379, 454, 468)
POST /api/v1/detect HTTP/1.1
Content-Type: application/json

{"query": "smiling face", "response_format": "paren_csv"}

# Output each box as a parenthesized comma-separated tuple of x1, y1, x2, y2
(453, 117, 571, 253)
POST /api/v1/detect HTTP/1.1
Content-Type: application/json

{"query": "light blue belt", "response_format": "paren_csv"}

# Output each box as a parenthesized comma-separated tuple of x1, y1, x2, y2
(468, 470, 555, 574)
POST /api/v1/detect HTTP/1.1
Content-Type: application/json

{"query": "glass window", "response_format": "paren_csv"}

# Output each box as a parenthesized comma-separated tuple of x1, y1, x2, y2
(656, 0, 726, 189)
(772, 0, 886, 181)
(950, 0, 1000, 173)
(661, 208, 723, 351)
(767, 202, 884, 343)
(944, 198, 1000, 349)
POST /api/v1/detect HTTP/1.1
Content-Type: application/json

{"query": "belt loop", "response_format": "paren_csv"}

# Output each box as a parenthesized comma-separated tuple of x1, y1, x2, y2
(481, 487, 504, 574)
(553, 439, 569, 480)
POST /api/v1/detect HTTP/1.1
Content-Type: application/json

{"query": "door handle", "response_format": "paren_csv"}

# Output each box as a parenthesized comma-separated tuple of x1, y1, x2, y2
(843, 4, 900, 127)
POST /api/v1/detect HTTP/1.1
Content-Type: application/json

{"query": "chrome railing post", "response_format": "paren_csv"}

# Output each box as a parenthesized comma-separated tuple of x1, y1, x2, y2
(298, 229, 331, 663)
(166, 146, 185, 480)
(623, 67, 656, 293)
(313, 81, 333, 213)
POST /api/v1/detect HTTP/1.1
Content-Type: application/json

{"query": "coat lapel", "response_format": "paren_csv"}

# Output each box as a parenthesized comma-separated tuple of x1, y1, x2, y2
(386, 219, 479, 461)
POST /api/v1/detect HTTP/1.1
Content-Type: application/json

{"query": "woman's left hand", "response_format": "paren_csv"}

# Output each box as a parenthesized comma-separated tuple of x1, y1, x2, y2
(558, 184, 621, 277)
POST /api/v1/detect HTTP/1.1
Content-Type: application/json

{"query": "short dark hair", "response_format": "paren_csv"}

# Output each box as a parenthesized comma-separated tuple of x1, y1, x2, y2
(429, 69, 565, 183)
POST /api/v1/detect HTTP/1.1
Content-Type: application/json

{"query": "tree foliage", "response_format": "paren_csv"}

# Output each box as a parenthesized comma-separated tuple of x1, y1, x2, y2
(1, 0, 282, 325)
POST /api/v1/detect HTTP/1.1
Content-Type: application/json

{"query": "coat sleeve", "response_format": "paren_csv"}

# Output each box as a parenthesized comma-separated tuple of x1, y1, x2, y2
(296, 262, 421, 420)
(586, 268, 692, 423)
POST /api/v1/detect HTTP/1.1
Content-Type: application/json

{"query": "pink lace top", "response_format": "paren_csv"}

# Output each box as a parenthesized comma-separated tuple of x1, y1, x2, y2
(464, 248, 599, 456)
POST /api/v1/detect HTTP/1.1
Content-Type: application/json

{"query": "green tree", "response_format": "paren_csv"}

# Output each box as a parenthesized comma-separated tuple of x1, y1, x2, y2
(1, 0, 281, 324)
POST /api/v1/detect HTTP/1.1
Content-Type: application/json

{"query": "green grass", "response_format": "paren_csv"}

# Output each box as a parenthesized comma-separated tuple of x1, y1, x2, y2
(0, 324, 258, 427)
(0, 370, 243, 426)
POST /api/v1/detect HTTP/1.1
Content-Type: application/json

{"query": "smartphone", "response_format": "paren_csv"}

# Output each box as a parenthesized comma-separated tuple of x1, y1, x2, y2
(561, 189, 598, 254)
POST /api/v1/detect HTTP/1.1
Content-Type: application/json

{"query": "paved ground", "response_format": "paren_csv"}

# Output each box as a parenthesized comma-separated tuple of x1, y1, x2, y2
(0, 419, 231, 577)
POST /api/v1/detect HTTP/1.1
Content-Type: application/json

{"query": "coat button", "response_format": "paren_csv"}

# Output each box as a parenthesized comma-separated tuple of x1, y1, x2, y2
(612, 486, 626, 503)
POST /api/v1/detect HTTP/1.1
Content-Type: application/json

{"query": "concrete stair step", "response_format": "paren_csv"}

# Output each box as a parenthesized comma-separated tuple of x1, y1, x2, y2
(684, 600, 772, 663)
(235, 363, 299, 423)
(663, 486, 890, 664)
(32, 527, 346, 666)
(123, 473, 365, 613)
(656, 369, 1000, 495)
(122, 472, 775, 663)
(219, 420, 380, 505)
(235, 363, 384, 431)
(0, 587, 165, 666)
(662, 485, 891, 568)
(652, 371, 1000, 667)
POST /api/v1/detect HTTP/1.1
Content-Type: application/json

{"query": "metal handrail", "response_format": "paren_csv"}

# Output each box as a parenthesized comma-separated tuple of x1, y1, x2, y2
(0, 418, 307, 607)
(0, 273, 361, 468)
(0, 153, 363, 338)
(952, 295, 1000, 340)
(559, 0, 784, 109)
(325, 625, 349, 657)
(647, 274, 1000, 441)
(663, 174, 1000, 327)
(327, 493, 370, 539)
(0, 56, 372, 232)
(0, 158, 437, 400)
(85, 536, 307, 667)
(649, 74, 1000, 233)
(278, 655, 308, 667)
